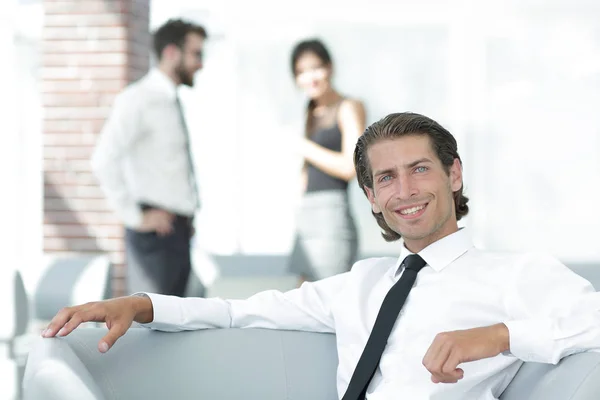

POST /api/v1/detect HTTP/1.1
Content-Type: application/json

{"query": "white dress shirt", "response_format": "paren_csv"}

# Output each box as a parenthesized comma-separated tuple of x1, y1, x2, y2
(92, 68, 198, 228)
(141, 228, 600, 399)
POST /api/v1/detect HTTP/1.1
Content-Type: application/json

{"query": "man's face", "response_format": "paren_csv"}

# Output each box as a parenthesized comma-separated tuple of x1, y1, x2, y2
(175, 33, 204, 87)
(365, 135, 463, 251)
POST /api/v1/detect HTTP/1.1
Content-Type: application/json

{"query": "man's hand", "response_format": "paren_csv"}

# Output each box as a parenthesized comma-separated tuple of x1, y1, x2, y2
(422, 323, 510, 384)
(138, 209, 174, 236)
(41, 296, 154, 353)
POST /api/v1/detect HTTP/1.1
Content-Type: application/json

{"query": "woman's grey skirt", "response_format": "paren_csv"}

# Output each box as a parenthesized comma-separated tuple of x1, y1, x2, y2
(288, 189, 358, 281)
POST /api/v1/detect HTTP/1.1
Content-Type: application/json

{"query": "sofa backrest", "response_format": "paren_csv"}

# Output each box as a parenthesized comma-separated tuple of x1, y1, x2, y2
(569, 264, 600, 290)
(25, 325, 600, 400)
(500, 352, 600, 400)
(25, 328, 340, 400)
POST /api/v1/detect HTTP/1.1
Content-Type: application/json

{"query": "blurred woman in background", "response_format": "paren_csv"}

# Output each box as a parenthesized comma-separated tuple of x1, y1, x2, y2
(288, 38, 366, 285)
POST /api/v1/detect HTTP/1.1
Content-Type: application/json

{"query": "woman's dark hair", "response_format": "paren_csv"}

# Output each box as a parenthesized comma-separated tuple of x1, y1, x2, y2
(354, 112, 470, 242)
(290, 39, 333, 138)
(290, 38, 332, 77)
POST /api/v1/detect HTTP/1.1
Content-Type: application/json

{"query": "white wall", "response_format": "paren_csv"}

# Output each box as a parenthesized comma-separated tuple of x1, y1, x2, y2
(2, 0, 43, 288)
(0, 1, 19, 277)
(0, 0, 42, 395)
(150, 0, 600, 263)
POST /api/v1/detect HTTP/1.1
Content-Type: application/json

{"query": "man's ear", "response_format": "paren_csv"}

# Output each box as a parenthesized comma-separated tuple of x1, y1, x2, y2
(450, 158, 463, 192)
(162, 43, 181, 62)
(365, 186, 381, 214)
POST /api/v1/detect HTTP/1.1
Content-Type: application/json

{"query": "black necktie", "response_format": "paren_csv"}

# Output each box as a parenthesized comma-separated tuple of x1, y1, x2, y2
(341, 254, 427, 400)
(175, 95, 200, 210)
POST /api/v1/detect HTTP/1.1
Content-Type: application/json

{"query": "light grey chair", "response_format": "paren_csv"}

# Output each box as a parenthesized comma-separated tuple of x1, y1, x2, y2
(0, 269, 29, 400)
(33, 256, 113, 322)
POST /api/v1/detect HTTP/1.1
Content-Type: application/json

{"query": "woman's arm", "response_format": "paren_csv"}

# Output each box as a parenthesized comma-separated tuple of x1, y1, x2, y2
(301, 99, 366, 181)
(300, 165, 308, 194)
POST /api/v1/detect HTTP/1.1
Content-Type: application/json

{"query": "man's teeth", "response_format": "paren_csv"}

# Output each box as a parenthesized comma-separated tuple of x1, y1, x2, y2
(400, 205, 425, 215)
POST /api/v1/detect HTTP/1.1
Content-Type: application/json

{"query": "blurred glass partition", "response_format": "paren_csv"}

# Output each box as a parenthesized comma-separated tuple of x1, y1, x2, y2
(152, 0, 600, 270)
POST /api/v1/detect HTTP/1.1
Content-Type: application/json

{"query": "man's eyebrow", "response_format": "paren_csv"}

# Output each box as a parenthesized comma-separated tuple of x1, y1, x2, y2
(373, 158, 433, 177)
(405, 158, 433, 169)
(373, 168, 396, 177)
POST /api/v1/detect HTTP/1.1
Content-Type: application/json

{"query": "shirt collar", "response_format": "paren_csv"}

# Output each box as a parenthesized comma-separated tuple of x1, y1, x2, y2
(148, 68, 179, 100)
(393, 228, 473, 277)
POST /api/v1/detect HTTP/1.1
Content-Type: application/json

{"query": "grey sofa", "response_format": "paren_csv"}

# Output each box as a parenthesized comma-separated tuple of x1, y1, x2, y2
(22, 264, 600, 400)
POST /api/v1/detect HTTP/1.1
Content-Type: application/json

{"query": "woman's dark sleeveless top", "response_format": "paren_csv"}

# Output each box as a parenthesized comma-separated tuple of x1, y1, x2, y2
(305, 101, 348, 193)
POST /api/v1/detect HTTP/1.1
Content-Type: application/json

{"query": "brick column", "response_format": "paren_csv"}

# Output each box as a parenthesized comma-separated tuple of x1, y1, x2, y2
(42, 0, 151, 296)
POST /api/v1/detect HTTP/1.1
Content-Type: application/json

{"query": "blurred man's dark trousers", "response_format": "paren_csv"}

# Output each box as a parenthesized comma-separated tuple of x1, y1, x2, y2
(125, 207, 196, 297)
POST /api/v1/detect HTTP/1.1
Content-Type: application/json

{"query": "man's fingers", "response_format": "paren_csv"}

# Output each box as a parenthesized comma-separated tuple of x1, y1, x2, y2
(157, 223, 173, 236)
(441, 351, 464, 379)
(42, 304, 104, 338)
(58, 307, 105, 337)
(454, 368, 464, 381)
(98, 323, 128, 353)
(422, 335, 441, 367)
(429, 347, 464, 384)
(423, 335, 467, 384)
(425, 340, 451, 382)
(55, 313, 85, 337)
(431, 369, 463, 384)
(42, 306, 78, 337)
(432, 368, 464, 384)
(163, 211, 175, 222)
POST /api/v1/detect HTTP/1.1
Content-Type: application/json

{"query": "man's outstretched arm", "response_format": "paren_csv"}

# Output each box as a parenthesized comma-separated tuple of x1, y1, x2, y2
(140, 272, 346, 332)
(43, 271, 348, 353)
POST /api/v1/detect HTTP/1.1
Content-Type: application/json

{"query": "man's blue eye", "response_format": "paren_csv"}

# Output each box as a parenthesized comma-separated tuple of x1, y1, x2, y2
(415, 166, 428, 173)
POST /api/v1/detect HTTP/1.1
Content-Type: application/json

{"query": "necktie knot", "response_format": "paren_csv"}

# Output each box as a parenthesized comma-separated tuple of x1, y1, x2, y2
(403, 254, 426, 273)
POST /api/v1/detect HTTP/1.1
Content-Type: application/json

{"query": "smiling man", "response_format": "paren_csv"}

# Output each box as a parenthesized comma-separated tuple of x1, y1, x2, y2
(360, 128, 465, 251)
(44, 112, 600, 399)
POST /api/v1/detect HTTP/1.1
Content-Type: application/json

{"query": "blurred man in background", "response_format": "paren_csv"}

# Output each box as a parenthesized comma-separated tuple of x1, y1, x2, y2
(92, 19, 207, 297)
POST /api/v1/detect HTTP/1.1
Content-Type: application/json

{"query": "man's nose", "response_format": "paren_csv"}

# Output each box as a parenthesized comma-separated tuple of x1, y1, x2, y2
(395, 175, 418, 199)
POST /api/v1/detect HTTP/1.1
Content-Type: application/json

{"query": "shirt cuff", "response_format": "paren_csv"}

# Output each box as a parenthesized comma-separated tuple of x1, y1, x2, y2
(133, 293, 182, 331)
(132, 293, 232, 332)
(504, 318, 559, 364)
(122, 204, 144, 229)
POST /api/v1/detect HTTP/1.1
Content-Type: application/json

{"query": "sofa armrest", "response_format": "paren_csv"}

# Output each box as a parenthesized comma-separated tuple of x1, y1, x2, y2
(501, 352, 600, 400)
(23, 333, 106, 400)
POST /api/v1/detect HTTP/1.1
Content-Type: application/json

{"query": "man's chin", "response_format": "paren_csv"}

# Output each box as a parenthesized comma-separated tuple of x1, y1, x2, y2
(397, 227, 432, 242)
(177, 72, 195, 87)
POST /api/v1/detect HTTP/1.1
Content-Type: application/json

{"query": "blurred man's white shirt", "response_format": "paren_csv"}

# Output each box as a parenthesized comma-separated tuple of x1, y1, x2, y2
(92, 68, 197, 228)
